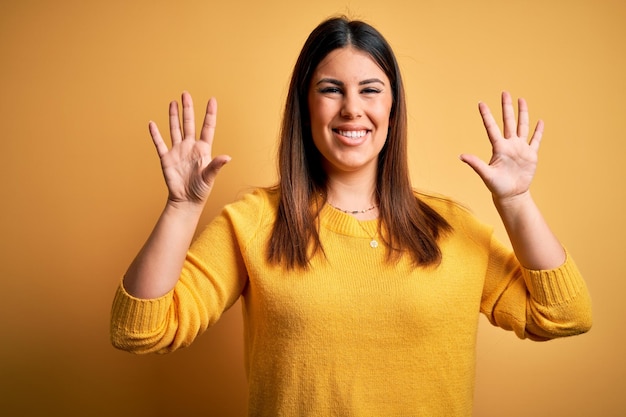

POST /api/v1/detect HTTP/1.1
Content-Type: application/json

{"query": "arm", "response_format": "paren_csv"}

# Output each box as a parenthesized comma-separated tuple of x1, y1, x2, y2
(460, 91, 564, 270)
(124, 92, 230, 299)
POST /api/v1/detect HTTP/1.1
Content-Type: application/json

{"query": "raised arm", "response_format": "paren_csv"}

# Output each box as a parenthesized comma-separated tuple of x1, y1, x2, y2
(123, 92, 230, 299)
(460, 91, 565, 270)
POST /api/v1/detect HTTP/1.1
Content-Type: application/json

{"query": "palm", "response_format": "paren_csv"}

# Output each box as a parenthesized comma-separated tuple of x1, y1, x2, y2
(159, 138, 213, 202)
(460, 91, 543, 200)
(149, 92, 230, 205)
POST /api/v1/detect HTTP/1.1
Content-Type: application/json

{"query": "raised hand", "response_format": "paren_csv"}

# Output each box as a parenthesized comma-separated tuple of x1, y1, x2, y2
(460, 91, 543, 201)
(149, 92, 231, 206)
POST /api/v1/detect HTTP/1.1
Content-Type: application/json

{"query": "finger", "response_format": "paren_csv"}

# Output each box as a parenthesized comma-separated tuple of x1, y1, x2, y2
(501, 91, 516, 139)
(169, 100, 183, 145)
(148, 121, 169, 158)
(517, 97, 529, 139)
(529, 119, 544, 152)
(478, 101, 501, 146)
(459, 153, 491, 184)
(201, 154, 231, 187)
(181, 91, 195, 140)
(200, 97, 218, 145)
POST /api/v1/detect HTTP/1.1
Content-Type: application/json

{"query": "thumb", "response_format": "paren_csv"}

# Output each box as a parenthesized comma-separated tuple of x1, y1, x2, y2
(459, 153, 490, 182)
(202, 155, 231, 186)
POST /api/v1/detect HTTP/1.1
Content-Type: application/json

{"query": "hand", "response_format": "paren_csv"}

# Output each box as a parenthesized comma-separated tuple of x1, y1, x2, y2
(149, 92, 230, 206)
(460, 91, 543, 201)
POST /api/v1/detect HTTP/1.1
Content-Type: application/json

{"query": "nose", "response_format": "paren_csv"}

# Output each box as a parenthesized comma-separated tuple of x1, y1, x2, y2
(340, 91, 362, 119)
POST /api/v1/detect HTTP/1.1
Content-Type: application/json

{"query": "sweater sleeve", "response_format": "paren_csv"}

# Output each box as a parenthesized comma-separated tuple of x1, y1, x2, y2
(110, 191, 265, 354)
(480, 236, 593, 341)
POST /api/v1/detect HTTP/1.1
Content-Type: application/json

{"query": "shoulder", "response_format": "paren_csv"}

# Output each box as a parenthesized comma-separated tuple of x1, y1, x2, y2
(414, 190, 493, 236)
(220, 187, 278, 228)
(196, 187, 278, 249)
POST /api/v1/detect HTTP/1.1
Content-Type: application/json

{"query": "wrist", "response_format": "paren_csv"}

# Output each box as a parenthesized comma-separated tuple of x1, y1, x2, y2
(493, 190, 533, 212)
(164, 199, 205, 217)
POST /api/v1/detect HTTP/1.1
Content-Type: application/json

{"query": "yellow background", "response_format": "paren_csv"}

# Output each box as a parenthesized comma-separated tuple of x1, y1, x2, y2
(1, 0, 624, 416)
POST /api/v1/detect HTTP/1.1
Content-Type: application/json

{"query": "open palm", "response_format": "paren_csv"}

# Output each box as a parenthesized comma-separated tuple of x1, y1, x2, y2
(149, 92, 230, 205)
(460, 91, 543, 200)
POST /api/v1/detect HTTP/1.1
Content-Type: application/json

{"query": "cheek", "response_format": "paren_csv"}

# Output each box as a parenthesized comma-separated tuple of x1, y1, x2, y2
(375, 107, 392, 130)
(307, 108, 327, 148)
(312, 98, 334, 116)
(372, 98, 393, 124)
(307, 99, 323, 126)
(309, 104, 337, 137)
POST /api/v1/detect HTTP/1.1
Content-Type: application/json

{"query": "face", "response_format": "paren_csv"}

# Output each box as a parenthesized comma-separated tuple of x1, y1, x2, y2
(307, 47, 393, 177)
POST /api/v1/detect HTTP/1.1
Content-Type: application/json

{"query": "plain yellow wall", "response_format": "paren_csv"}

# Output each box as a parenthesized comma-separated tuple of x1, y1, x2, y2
(1, 0, 624, 416)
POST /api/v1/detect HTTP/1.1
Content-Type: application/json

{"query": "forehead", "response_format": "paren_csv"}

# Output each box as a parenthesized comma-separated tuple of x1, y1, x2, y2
(313, 47, 388, 82)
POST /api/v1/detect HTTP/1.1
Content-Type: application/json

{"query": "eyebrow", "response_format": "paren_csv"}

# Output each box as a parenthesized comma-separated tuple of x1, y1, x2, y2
(315, 77, 386, 86)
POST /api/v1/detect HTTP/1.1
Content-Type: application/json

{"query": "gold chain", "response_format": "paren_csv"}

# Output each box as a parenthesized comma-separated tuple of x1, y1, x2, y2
(355, 220, 379, 249)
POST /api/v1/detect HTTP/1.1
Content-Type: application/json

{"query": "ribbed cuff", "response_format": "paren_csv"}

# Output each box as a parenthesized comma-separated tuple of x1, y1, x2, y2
(110, 282, 174, 334)
(523, 251, 585, 306)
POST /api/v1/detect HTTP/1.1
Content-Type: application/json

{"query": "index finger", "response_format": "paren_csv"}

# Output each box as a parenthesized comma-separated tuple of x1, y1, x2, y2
(478, 101, 502, 145)
(200, 97, 218, 145)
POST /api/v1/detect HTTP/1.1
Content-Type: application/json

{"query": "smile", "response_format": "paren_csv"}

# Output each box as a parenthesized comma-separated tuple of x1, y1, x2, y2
(335, 129, 368, 138)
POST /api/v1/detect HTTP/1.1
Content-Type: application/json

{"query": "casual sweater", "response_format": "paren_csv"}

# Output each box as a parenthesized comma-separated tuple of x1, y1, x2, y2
(110, 188, 592, 416)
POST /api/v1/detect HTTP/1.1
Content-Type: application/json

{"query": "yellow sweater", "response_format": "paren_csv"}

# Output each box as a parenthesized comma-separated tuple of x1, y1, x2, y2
(111, 188, 592, 416)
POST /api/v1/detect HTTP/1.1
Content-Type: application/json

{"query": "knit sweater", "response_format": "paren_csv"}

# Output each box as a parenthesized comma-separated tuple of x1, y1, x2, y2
(110, 188, 592, 416)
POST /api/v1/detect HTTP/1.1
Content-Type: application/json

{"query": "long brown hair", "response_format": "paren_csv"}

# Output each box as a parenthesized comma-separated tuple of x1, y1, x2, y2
(268, 16, 451, 269)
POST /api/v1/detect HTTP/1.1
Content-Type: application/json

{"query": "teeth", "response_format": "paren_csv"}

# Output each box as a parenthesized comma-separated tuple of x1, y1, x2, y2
(338, 130, 367, 138)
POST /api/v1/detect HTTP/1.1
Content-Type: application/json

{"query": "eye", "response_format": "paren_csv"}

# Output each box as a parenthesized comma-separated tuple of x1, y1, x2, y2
(361, 87, 382, 94)
(318, 86, 342, 94)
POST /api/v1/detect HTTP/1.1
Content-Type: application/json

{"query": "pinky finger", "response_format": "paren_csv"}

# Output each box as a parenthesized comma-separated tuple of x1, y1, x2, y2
(149, 121, 169, 158)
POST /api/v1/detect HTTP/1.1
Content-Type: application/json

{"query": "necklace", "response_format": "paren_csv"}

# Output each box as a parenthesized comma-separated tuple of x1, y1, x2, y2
(355, 220, 379, 248)
(326, 201, 377, 215)
(324, 197, 379, 248)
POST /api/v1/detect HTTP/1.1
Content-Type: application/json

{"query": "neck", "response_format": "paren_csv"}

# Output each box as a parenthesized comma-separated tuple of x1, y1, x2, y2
(325, 173, 378, 220)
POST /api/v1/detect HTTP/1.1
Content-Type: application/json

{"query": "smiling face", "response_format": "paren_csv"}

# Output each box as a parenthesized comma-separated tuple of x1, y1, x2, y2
(307, 46, 393, 178)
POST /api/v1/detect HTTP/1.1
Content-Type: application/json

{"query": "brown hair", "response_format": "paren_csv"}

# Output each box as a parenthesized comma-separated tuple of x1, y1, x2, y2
(268, 16, 451, 268)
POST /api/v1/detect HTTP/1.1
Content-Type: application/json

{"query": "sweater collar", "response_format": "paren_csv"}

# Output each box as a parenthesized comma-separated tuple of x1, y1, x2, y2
(319, 203, 379, 238)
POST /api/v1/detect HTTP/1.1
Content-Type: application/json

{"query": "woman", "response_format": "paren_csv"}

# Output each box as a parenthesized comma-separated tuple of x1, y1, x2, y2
(111, 16, 592, 416)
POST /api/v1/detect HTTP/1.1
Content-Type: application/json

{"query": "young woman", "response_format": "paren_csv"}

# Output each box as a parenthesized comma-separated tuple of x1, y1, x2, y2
(111, 16, 592, 416)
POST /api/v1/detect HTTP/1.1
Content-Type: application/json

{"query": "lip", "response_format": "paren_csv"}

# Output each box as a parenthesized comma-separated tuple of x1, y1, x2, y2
(332, 125, 371, 146)
(332, 129, 370, 146)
